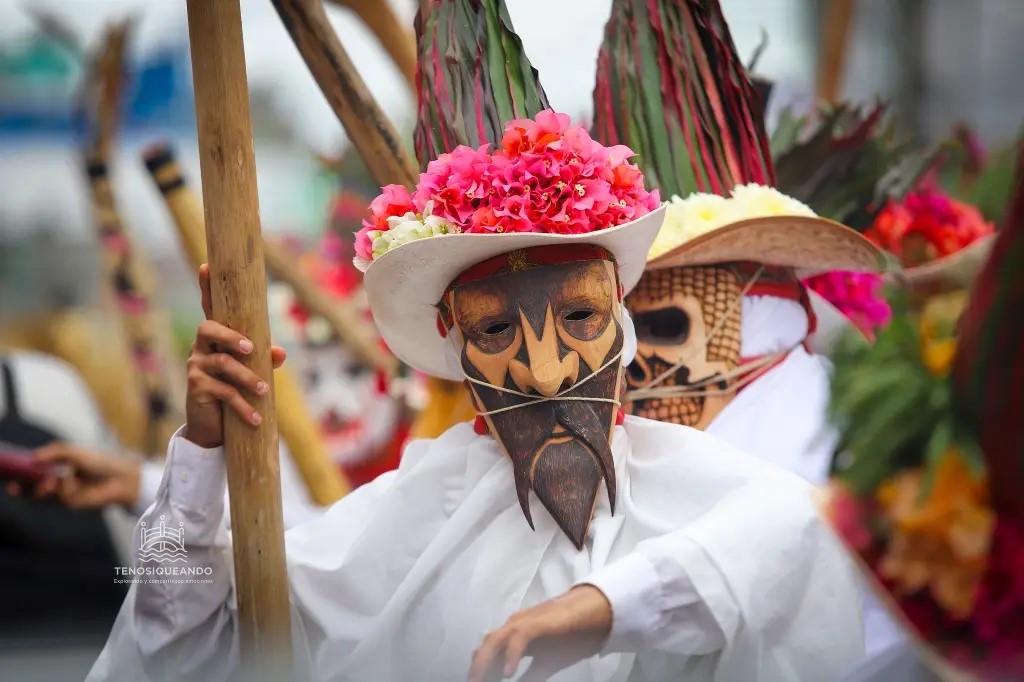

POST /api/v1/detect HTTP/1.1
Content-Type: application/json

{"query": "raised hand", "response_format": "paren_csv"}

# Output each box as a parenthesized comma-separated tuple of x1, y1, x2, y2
(184, 264, 287, 448)
(468, 585, 612, 682)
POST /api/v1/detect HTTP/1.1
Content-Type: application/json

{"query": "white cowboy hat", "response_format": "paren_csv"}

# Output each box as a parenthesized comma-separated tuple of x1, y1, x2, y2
(363, 205, 667, 380)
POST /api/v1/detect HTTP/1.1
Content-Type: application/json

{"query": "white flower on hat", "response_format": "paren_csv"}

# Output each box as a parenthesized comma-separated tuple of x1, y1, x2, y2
(371, 204, 457, 260)
(648, 184, 819, 259)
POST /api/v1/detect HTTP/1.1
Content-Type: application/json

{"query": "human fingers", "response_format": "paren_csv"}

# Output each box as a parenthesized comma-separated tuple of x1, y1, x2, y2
(187, 370, 263, 426)
(468, 628, 512, 682)
(192, 319, 255, 356)
(192, 352, 269, 398)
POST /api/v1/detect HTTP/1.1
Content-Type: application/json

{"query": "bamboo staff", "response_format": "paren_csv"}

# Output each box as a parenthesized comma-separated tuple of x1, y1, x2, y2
(815, 0, 857, 104)
(82, 21, 184, 456)
(0, 311, 149, 449)
(186, 0, 292, 670)
(324, 0, 416, 91)
(143, 143, 350, 505)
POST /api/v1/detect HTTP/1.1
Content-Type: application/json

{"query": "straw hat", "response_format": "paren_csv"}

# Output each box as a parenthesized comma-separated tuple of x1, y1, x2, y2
(645, 185, 889, 278)
(896, 233, 996, 293)
(362, 206, 666, 380)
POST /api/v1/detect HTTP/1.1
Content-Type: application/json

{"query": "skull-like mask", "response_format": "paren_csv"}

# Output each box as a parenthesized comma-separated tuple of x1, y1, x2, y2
(440, 247, 623, 549)
(624, 265, 743, 428)
(298, 337, 399, 470)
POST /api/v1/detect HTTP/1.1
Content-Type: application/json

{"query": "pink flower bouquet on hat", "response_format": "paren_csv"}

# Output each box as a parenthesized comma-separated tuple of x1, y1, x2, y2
(354, 110, 660, 270)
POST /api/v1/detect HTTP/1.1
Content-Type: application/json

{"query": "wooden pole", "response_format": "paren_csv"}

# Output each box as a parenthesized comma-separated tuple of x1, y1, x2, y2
(271, 0, 419, 188)
(185, 0, 292, 672)
(142, 143, 352, 504)
(325, 0, 417, 92)
(815, 0, 857, 104)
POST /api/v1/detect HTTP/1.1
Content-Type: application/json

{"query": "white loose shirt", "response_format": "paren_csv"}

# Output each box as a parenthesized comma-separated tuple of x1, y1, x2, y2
(89, 416, 863, 682)
(709, 296, 905, 660)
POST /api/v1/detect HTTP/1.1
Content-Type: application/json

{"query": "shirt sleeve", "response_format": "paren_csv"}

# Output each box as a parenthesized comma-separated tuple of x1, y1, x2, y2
(581, 533, 727, 656)
(586, 479, 865, 680)
(132, 458, 167, 517)
(131, 430, 238, 682)
(115, 429, 398, 682)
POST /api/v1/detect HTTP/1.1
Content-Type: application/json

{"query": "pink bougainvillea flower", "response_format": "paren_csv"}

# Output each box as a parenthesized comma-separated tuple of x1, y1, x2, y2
(803, 271, 892, 337)
(363, 184, 416, 232)
(354, 109, 660, 264)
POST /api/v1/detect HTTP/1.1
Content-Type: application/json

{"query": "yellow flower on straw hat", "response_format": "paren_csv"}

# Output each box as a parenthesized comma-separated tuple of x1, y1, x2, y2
(649, 183, 817, 260)
(649, 193, 736, 259)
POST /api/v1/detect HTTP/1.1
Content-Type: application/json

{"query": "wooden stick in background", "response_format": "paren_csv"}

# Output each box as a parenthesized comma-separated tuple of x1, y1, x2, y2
(272, 0, 479, 439)
(815, 0, 857, 105)
(186, 0, 292, 671)
(83, 157, 184, 456)
(143, 144, 393, 375)
(143, 143, 350, 505)
(271, 0, 419, 189)
(0, 311, 149, 450)
(81, 22, 184, 456)
(324, 0, 417, 92)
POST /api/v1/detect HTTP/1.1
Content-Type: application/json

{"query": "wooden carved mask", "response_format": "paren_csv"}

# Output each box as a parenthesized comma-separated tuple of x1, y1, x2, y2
(441, 249, 623, 549)
(624, 265, 743, 429)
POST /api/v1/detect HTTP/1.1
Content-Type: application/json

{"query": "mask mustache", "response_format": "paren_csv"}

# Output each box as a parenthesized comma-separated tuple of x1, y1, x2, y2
(512, 399, 617, 550)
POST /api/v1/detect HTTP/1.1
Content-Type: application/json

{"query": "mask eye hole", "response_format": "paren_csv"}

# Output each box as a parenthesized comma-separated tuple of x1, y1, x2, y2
(471, 319, 517, 354)
(483, 321, 512, 336)
(564, 309, 595, 322)
(633, 308, 690, 345)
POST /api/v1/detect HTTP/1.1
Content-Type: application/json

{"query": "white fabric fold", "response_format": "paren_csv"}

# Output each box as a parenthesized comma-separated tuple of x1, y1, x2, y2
(89, 417, 863, 682)
(713, 294, 904, 659)
(129, 429, 323, 529)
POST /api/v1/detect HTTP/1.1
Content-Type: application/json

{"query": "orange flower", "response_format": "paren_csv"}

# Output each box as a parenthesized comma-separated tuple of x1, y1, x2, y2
(876, 449, 995, 618)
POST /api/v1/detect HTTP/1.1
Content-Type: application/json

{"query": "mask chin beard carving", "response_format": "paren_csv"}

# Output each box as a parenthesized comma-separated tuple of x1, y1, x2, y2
(624, 265, 742, 429)
(444, 251, 623, 549)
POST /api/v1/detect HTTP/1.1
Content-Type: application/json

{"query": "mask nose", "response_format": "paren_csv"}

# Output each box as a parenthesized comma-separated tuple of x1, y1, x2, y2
(509, 307, 579, 397)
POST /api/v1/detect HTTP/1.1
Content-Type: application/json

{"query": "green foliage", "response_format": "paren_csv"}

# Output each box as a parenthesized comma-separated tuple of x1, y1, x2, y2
(413, 0, 549, 168)
(772, 103, 940, 231)
(828, 291, 977, 496)
(591, 0, 774, 198)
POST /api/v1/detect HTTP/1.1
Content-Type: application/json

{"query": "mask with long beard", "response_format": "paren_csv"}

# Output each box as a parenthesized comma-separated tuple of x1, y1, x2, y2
(440, 247, 623, 549)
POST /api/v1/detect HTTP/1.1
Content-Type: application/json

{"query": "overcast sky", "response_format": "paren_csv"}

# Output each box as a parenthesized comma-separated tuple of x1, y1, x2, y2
(0, 0, 813, 152)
